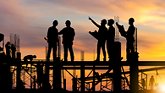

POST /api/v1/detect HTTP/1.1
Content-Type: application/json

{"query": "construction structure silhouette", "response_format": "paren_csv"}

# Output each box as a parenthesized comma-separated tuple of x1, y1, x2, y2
(0, 18, 164, 93)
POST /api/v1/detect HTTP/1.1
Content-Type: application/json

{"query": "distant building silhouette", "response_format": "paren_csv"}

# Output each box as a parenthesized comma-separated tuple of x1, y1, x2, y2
(46, 20, 59, 61)
(59, 20, 75, 62)
(89, 17, 107, 61)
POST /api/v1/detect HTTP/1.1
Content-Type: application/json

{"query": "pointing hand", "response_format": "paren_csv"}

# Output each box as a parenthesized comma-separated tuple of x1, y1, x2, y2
(89, 17, 92, 20)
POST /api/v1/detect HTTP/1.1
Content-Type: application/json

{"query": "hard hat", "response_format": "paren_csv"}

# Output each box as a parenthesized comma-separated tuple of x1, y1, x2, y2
(129, 18, 135, 22)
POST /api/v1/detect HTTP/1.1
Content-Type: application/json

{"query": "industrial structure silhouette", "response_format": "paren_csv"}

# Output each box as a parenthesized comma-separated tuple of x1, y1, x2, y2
(0, 18, 164, 93)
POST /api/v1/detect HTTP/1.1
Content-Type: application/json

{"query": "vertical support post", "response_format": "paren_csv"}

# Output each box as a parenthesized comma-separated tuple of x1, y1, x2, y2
(146, 75, 148, 89)
(81, 64, 85, 92)
(63, 78, 66, 91)
(36, 63, 43, 88)
(58, 36, 61, 59)
(30, 64, 33, 89)
(113, 42, 121, 93)
(16, 52, 21, 90)
(92, 65, 95, 91)
(129, 52, 139, 93)
(53, 60, 61, 91)
(45, 61, 49, 87)
(0, 51, 12, 92)
(72, 77, 77, 92)
(2, 39, 4, 51)
(62, 69, 66, 91)
(33, 76, 36, 89)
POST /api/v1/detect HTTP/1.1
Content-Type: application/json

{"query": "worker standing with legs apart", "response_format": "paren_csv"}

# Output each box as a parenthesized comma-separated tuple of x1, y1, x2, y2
(89, 17, 107, 61)
(59, 20, 75, 62)
(46, 20, 58, 61)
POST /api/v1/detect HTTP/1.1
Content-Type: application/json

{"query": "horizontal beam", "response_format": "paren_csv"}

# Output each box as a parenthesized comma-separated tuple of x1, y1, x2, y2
(10, 61, 165, 67)
(123, 66, 165, 74)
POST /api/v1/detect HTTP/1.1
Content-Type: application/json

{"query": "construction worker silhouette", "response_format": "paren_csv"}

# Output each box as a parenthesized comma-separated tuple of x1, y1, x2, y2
(149, 75, 155, 90)
(23, 55, 36, 62)
(46, 20, 58, 61)
(126, 18, 135, 54)
(59, 20, 75, 62)
(116, 18, 136, 59)
(107, 19, 115, 61)
(89, 17, 107, 61)
(11, 44, 16, 59)
(5, 42, 11, 57)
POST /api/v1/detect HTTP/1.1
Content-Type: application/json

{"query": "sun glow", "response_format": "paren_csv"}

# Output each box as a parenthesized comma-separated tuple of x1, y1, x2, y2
(158, 84, 165, 93)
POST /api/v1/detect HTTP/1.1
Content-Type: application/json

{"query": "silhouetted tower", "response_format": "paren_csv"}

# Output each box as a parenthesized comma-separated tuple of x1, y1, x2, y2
(10, 33, 20, 52)
(10, 33, 20, 59)
(9, 34, 21, 91)
(10, 34, 21, 91)
(114, 16, 120, 42)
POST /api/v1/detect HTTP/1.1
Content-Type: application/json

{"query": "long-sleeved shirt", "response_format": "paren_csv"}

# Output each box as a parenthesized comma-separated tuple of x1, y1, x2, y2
(59, 27, 75, 45)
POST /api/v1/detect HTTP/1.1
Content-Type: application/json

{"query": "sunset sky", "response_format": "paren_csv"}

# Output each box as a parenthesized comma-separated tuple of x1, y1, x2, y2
(1, 0, 165, 91)
(0, 0, 165, 61)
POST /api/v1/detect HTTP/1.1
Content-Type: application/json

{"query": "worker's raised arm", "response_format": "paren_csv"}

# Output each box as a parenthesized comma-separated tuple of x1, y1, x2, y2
(88, 17, 100, 28)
